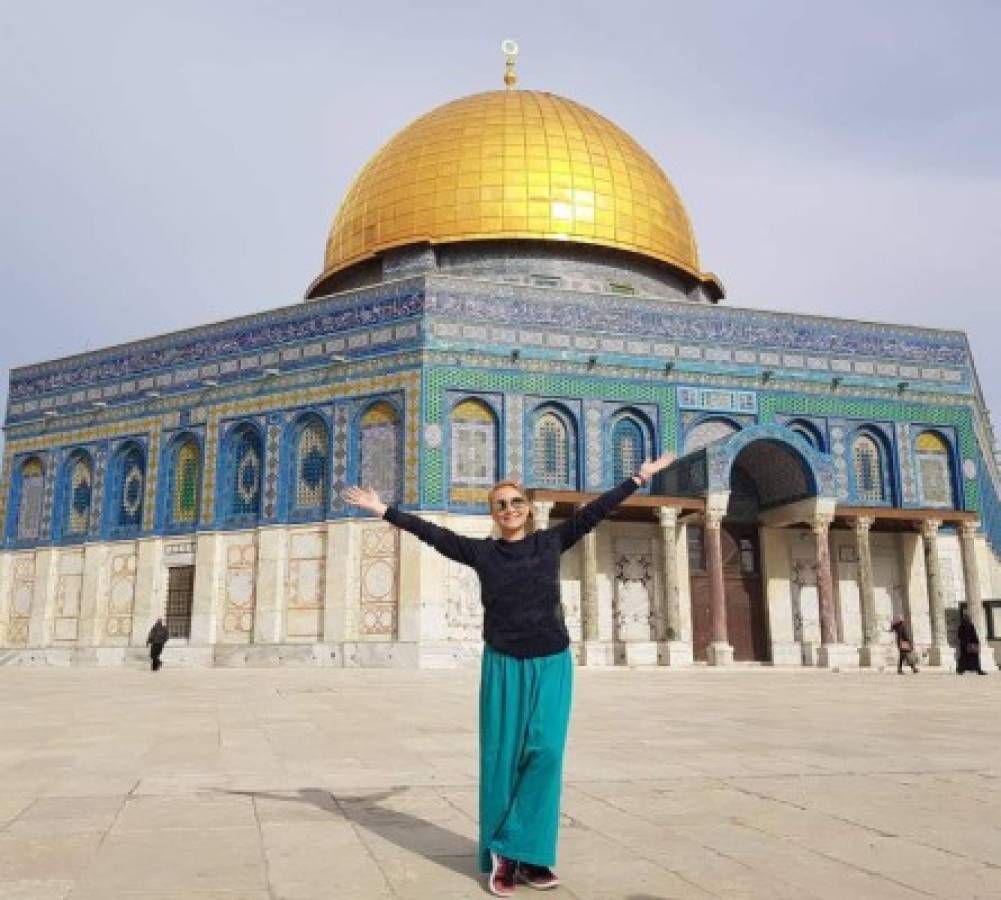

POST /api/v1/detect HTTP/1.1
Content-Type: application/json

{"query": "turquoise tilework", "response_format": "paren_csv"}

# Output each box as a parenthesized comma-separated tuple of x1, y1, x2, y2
(424, 366, 676, 506)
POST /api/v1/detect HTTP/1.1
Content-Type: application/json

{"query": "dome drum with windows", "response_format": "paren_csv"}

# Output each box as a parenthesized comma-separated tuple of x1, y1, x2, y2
(307, 80, 723, 300)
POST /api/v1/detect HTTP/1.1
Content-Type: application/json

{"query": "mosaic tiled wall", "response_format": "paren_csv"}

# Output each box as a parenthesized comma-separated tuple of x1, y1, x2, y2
(423, 366, 676, 507)
(759, 393, 978, 509)
(4, 268, 1001, 557)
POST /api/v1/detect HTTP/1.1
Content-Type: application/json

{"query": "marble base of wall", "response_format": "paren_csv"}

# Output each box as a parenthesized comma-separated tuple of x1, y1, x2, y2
(706, 641, 734, 666)
(800, 641, 819, 666)
(859, 645, 892, 669)
(657, 640, 693, 666)
(817, 643, 860, 669)
(926, 645, 956, 670)
(769, 642, 803, 666)
(616, 640, 659, 667)
(417, 641, 484, 668)
(580, 640, 616, 666)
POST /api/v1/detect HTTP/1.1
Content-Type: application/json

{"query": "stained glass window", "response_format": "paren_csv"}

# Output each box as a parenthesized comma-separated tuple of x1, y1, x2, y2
(16, 457, 44, 541)
(66, 452, 93, 536)
(533, 411, 573, 487)
(118, 446, 145, 528)
(915, 430, 953, 507)
(612, 417, 645, 484)
(171, 439, 200, 525)
(450, 399, 497, 503)
(360, 402, 400, 504)
(295, 417, 328, 510)
(231, 426, 262, 518)
(852, 434, 884, 502)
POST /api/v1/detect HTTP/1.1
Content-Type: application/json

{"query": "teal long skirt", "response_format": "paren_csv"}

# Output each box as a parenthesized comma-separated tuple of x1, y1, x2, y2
(478, 644, 574, 872)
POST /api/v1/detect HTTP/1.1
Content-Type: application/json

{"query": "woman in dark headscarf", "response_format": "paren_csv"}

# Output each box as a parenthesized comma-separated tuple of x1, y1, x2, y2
(956, 611, 986, 675)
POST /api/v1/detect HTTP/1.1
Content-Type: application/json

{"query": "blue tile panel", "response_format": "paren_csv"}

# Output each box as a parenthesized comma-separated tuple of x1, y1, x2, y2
(2, 274, 1000, 557)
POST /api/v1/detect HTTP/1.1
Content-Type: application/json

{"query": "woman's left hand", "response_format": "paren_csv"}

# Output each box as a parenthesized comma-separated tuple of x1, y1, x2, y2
(636, 452, 676, 484)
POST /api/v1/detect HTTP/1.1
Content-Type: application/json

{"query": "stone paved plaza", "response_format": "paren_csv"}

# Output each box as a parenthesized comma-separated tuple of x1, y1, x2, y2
(0, 665, 999, 900)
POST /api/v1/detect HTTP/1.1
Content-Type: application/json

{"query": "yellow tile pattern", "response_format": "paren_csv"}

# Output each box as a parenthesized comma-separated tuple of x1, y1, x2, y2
(318, 90, 700, 283)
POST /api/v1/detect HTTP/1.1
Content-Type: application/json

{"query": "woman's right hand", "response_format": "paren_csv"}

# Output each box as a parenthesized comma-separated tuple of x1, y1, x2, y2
(342, 485, 388, 518)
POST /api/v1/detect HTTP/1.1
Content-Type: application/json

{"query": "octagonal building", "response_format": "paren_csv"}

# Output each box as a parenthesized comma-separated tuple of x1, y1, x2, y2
(2, 78, 999, 670)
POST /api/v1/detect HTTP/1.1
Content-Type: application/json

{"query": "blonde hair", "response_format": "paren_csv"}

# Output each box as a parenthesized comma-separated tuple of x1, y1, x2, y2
(487, 479, 529, 506)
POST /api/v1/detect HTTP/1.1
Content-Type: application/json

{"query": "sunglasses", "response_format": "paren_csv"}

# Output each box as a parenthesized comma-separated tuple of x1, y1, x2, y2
(492, 497, 528, 512)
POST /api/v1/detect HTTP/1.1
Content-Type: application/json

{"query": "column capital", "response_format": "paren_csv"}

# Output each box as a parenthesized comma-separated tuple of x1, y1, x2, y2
(959, 520, 981, 538)
(704, 508, 724, 529)
(531, 499, 554, 517)
(656, 506, 679, 528)
(918, 518, 942, 539)
(810, 513, 834, 535)
(852, 515, 875, 534)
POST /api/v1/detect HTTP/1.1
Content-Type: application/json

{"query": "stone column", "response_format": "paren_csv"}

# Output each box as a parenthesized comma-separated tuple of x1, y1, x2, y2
(579, 503, 613, 666)
(656, 506, 691, 665)
(532, 500, 553, 532)
(704, 508, 733, 666)
(814, 514, 854, 668)
(959, 521, 995, 670)
(854, 516, 882, 668)
(919, 519, 949, 667)
(813, 515, 836, 646)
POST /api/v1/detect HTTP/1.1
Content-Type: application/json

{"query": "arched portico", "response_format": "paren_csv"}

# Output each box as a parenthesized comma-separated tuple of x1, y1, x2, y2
(681, 426, 848, 667)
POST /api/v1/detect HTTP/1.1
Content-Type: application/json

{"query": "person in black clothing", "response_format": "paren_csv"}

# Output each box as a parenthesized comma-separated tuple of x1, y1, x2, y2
(146, 618, 168, 671)
(956, 611, 986, 675)
(889, 617, 918, 674)
(344, 451, 674, 897)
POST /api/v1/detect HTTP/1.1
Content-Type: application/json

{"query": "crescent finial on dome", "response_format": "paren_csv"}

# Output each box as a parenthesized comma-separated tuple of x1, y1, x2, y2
(501, 39, 518, 89)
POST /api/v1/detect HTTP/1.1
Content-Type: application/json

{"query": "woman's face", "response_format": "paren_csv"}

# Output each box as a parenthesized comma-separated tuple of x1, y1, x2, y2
(490, 486, 531, 535)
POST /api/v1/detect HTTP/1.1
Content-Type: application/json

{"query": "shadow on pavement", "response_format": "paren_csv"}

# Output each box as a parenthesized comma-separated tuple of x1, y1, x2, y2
(219, 787, 482, 886)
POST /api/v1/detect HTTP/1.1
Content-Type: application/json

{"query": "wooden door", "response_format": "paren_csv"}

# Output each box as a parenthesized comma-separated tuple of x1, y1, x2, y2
(688, 525, 769, 662)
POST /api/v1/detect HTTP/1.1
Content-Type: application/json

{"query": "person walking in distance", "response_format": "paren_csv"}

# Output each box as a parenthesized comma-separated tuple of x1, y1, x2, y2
(344, 451, 675, 897)
(889, 617, 918, 674)
(146, 618, 169, 671)
(956, 610, 987, 675)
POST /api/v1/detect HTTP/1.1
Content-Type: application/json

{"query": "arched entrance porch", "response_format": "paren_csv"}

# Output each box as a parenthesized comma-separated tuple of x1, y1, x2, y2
(684, 426, 838, 665)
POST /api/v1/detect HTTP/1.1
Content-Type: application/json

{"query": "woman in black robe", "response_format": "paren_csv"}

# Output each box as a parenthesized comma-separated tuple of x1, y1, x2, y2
(956, 611, 986, 675)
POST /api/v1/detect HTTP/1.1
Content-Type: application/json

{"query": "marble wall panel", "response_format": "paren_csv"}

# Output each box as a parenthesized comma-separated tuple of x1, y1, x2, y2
(224, 539, 257, 641)
(106, 550, 137, 642)
(359, 525, 398, 639)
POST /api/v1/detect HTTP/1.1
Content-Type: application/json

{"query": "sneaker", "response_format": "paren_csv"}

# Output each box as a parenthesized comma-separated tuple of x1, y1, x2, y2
(489, 851, 517, 897)
(516, 861, 561, 890)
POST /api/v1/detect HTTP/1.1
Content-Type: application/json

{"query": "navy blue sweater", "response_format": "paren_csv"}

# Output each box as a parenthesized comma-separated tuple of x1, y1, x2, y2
(383, 479, 638, 658)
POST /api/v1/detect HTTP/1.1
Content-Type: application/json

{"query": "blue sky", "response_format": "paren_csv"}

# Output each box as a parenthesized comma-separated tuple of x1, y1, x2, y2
(2, 1, 1000, 445)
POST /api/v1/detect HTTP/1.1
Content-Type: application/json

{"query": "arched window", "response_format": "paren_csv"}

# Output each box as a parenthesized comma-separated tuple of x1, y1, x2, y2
(359, 402, 400, 505)
(115, 444, 145, 529)
(684, 418, 738, 453)
(65, 451, 94, 537)
(787, 419, 822, 451)
(611, 416, 647, 484)
(915, 430, 953, 507)
(852, 433, 885, 502)
(15, 457, 44, 541)
(170, 438, 201, 526)
(229, 424, 263, 521)
(292, 416, 328, 512)
(532, 409, 576, 488)
(450, 398, 497, 503)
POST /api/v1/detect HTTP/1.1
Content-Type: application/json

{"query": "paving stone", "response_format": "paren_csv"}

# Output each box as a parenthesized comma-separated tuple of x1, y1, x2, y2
(0, 666, 998, 899)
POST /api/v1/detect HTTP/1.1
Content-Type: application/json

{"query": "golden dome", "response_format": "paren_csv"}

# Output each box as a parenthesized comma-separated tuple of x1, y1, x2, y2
(311, 90, 713, 292)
